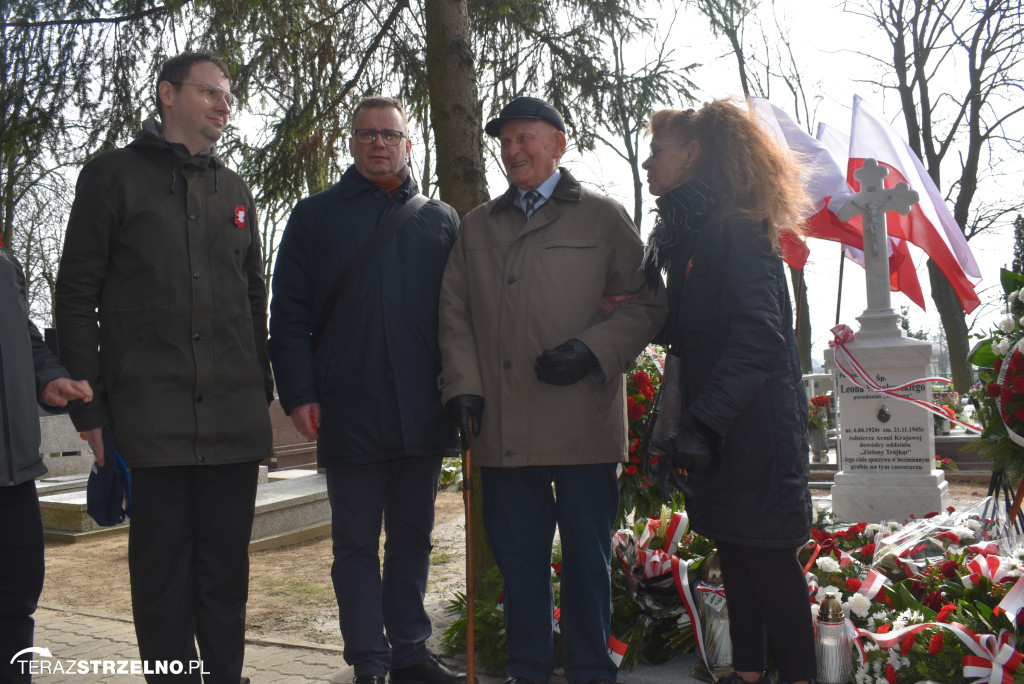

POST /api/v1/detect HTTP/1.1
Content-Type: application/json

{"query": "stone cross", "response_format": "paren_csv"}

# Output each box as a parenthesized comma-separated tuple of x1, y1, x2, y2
(836, 159, 919, 313)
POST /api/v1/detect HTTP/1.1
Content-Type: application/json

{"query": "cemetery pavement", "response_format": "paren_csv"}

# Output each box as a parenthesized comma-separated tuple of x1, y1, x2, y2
(31, 606, 707, 683)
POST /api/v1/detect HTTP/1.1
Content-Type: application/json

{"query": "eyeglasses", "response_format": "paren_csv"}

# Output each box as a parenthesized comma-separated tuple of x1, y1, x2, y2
(168, 82, 235, 108)
(352, 129, 407, 146)
(648, 141, 690, 158)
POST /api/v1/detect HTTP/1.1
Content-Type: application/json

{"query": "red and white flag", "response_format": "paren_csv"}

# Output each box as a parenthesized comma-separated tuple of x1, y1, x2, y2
(749, 98, 926, 309)
(815, 121, 926, 310)
(847, 95, 981, 312)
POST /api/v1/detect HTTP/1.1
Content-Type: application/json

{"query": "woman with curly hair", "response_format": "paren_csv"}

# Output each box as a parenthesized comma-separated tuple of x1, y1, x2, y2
(642, 100, 815, 684)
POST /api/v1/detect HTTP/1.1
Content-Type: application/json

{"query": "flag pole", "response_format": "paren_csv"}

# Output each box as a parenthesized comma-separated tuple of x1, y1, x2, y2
(835, 245, 846, 326)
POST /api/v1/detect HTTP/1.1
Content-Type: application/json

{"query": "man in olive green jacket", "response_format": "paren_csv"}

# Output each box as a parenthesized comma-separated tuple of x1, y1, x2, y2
(438, 97, 666, 684)
(55, 52, 272, 683)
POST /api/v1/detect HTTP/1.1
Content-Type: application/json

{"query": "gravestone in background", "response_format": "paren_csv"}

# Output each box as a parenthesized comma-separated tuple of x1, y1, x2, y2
(824, 160, 949, 522)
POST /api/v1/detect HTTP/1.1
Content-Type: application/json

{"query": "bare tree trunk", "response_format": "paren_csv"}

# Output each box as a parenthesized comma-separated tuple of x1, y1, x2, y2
(927, 260, 972, 391)
(424, 0, 490, 217)
(423, 0, 496, 600)
(789, 267, 812, 372)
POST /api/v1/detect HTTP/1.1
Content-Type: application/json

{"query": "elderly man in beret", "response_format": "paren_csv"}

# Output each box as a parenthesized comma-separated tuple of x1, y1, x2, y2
(438, 97, 666, 684)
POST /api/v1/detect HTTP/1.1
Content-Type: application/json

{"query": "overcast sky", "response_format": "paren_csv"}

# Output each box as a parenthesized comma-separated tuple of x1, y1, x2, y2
(540, 0, 1020, 367)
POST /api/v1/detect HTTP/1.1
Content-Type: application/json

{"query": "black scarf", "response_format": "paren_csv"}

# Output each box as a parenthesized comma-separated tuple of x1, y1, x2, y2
(642, 177, 718, 290)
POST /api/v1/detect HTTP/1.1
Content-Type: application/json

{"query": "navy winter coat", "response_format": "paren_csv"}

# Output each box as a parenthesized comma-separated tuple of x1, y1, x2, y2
(269, 167, 460, 465)
(660, 197, 812, 549)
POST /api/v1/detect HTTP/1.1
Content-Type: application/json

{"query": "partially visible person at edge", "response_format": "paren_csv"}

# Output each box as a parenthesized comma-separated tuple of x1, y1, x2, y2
(55, 52, 274, 683)
(1, 241, 93, 683)
(641, 100, 814, 684)
(268, 96, 466, 684)
(438, 96, 667, 684)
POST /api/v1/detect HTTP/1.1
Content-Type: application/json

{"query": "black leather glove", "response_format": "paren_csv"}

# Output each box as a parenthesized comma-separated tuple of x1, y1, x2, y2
(667, 413, 720, 475)
(535, 339, 598, 385)
(653, 413, 721, 500)
(445, 394, 483, 451)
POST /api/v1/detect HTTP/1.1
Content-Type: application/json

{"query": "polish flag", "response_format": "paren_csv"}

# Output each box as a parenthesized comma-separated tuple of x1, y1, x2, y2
(847, 95, 981, 312)
(814, 122, 927, 310)
(749, 98, 926, 309)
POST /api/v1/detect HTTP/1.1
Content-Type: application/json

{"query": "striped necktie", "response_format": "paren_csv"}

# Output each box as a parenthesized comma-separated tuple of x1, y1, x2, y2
(523, 190, 541, 217)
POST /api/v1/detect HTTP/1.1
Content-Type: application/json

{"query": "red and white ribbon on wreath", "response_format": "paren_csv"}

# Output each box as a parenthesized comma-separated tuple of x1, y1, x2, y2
(829, 324, 982, 433)
(671, 555, 709, 669)
(856, 621, 1023, 684)
(695, 581, 726, 600)
(802, 539, 890, 601)
(962, 554, 1015, 589)
(998, 575, 1024, 623)
(637, 511, 688, 554)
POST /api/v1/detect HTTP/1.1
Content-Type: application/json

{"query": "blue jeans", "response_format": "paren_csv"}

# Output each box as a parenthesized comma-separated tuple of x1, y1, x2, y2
(325, 457, 443, 675)
(481, 463, 618, 684)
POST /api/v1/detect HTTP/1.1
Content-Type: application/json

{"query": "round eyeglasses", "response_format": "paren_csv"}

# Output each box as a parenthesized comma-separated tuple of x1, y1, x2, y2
(352, 129, 407, 146)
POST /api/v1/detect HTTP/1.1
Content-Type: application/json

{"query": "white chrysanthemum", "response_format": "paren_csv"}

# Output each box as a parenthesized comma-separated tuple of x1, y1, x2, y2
(967, 519, 982, 531)
(849, 592, 872, 618)
(866, 523, 883, 535)
(816, 585, 842, 602)
(887, 648, 903, 669)
(1011, 291, 1020, 303)
(1000, 317, 1017, 334)
(816, 556, 842, 573)
(950, 525, 974, 542)
(885, 521, 903, 532)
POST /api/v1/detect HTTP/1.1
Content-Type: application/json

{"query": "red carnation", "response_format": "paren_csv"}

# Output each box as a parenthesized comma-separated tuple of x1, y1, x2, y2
(624, 465, 637, 475)
(928, 631, 944, 655)
(939, 560, 958, 578)
(924, 511, 939, 519)
(1014, 375, 1024, 394)
(886, 664, 897, 684)
(936, 603, 956, 622)
(628, 403, 644, 421)
(988, 382, 1002, 398)
(551, 562, 562, 575)
(845, 578, 862, 592)
(1002, 387, 1014, 404)
(649, 455, 658, 465)
(860, 543, 876, 557)
(632, 370, 650, 388)
(937, 531, 960, 545)
(900, 633, 915, 655)
(641, 385, 655, 400)
(1013, 353, 1024, 371)
(924, 590, 944, 611)
(877, 624, 890, 634)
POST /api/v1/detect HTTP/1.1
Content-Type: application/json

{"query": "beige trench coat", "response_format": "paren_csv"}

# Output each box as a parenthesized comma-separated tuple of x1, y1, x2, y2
(438, 169, 667, 467)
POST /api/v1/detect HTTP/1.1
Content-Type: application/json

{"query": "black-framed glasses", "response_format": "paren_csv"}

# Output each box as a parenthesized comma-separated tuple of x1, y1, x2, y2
(167, 82, 235, 108)
(353, 129, 407, 146)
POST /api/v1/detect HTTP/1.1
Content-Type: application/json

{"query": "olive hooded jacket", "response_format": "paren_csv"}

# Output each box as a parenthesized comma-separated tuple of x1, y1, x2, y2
(55, 119, 273, 468)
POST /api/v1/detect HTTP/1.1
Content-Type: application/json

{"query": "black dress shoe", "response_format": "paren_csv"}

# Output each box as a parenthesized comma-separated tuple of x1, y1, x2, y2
(503, 678, 538, 684)
(390, 654, 466, 684)
(356, 676, 387, 684)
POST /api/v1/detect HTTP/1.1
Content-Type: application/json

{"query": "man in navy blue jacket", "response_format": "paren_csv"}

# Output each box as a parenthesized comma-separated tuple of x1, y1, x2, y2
(268, 97, 464, 684)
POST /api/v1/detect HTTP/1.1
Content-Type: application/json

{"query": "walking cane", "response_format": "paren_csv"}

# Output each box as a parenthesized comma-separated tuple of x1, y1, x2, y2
(461, 419, 476, 682)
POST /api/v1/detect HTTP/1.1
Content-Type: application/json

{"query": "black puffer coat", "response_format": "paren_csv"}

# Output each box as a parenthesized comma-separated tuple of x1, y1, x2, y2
(269, 167, 460, 465)
(653, 181, 811, 549)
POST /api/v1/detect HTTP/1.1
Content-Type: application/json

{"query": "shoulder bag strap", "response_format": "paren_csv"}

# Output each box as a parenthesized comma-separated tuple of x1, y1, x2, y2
(311, 193, 429, 350)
